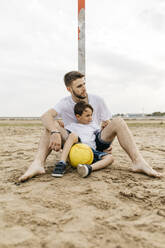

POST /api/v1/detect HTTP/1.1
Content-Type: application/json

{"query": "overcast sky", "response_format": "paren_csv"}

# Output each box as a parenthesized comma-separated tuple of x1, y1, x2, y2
(0, 0, 165, 117)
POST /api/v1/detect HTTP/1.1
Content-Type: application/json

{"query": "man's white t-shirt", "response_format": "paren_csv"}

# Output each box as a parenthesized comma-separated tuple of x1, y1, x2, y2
(53, 94, 112, 128)
(65, 122, 99, 149)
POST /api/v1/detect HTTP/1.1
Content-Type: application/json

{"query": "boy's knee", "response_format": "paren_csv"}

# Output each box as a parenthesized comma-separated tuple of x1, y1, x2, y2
(107, 154, 114, 163)
(69, 133, 79, 142)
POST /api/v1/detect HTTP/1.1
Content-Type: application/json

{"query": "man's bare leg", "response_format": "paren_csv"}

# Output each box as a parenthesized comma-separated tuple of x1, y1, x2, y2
(18, 125, 69, 182)
(18, 129, 51, 182)
(101, 117, 162, 177)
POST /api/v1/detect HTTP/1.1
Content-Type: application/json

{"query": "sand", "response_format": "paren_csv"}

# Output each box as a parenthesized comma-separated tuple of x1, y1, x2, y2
(0, 119, 165, 248)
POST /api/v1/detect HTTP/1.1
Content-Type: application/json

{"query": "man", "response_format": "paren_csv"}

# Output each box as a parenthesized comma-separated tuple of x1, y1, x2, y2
(19, 71, 162, 182)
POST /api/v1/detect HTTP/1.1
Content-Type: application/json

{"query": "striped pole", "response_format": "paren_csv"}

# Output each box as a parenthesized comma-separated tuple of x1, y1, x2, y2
(78, 0, 85, 75)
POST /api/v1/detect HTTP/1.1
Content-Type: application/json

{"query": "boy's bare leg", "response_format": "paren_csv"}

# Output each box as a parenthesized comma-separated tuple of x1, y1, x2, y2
(101, 117, 162, 177)
(18, 125, 69, 182)
(91, 154, 114, 171)
(60, 133, 78, 163)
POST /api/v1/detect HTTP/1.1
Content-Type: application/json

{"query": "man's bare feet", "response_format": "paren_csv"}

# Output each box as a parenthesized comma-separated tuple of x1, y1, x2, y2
(18, 162, 45, 182)
(132, 159, 162, 178)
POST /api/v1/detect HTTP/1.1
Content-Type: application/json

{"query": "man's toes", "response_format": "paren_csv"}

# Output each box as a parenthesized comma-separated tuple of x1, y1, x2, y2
(18, 175, 28, 182)
(156, 172, 162, 178)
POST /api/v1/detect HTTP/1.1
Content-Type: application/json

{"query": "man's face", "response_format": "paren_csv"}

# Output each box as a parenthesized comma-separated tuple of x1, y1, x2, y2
(76, 107, 93, 124)
(68, 77, 87, 100)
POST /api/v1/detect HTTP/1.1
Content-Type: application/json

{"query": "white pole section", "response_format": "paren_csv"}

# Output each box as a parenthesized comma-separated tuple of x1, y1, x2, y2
(78, 0, 85, 75)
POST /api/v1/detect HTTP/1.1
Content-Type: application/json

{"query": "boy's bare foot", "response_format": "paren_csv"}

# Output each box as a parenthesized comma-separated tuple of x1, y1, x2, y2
(18, 162, 45, 182)
(132, 159, 162, 178)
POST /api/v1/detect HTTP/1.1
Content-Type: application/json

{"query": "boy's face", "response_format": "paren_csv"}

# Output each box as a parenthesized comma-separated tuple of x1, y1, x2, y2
(76, 107, 93, 124)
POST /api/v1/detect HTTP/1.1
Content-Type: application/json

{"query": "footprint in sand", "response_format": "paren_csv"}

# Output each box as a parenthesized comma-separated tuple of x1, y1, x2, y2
(0, 226, 38, 247)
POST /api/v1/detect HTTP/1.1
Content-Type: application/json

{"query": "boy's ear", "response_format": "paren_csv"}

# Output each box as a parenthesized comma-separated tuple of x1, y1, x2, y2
(75, 114, 80, 120)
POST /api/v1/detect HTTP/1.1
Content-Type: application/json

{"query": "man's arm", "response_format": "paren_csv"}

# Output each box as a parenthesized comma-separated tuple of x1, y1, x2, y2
(41, 108, 59, 132)
(41, 108, 62, 151)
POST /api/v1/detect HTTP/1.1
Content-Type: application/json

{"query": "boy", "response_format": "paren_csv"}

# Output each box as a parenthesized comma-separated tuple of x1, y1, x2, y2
(52, 101, 114, 178)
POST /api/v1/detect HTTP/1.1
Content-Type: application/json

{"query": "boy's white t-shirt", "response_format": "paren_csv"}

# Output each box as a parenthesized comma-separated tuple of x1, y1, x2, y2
(53, 94, 112, 128)
(65, 122, 99, 149)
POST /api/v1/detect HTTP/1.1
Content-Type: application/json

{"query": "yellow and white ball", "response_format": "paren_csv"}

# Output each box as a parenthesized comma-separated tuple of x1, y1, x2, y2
(69, 143, 93, 167)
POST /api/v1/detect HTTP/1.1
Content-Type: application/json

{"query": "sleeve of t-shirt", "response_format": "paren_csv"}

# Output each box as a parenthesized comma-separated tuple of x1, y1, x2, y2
(53, 99, 64, 118)
(98, 96, 112, 121)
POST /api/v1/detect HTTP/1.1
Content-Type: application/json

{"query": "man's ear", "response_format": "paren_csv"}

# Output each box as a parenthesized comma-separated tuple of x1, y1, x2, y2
(67, 87, 71, 93)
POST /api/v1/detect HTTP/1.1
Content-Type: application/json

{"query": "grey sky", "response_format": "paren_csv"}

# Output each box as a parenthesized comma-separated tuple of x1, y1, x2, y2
(0, 0, 165, 116)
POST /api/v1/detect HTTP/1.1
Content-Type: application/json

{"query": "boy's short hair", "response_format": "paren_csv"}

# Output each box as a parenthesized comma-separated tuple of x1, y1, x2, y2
(74, 101, 93, 116)
(64, 71, 84, 87)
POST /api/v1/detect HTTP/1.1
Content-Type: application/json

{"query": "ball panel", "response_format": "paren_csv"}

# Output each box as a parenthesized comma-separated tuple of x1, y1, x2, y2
(69, 143, 94, 167)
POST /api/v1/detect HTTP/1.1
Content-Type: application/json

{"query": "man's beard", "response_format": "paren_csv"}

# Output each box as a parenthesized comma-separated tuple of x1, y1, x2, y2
(72, 89, 87, 99)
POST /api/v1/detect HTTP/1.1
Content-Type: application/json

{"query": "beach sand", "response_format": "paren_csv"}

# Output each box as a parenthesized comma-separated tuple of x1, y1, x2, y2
(0, 119, 165, 248)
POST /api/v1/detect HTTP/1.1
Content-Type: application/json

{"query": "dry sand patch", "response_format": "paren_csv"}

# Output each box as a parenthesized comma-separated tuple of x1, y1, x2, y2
(0, 120, 165, 248)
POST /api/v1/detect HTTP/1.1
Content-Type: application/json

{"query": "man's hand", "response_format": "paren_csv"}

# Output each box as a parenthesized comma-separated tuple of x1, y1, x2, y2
(103, 144, 112, 154)
(49, 133, 62, 151)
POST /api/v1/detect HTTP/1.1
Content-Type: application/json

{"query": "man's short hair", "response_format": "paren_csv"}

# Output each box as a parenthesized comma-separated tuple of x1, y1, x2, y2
(74, 101, 93, 116)
(64, 71, 84, 87)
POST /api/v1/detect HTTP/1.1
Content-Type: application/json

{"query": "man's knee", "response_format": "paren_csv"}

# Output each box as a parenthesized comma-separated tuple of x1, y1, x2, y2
(112, 116, 124, 124)
(42, 128, 51, 138)
(111, 117, 126, 129)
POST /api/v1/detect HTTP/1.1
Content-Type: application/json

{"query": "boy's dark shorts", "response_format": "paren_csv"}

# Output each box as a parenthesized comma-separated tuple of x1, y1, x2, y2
(91, 148, 108, 163)
(66, 129, 112, 163)
(95, 130, 112, 152)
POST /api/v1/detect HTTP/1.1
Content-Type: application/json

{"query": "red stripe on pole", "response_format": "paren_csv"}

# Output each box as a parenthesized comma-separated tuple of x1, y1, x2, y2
(78, 0, 85, 14)
(78, 27, 80, 40)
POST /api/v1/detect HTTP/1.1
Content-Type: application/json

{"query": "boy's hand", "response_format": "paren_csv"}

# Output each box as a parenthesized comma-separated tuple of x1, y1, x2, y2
(49, 133, 61, 151)
(57, 120, 64, 128)
(101, 120, 110, 130)
(103, 145, 112, 154)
